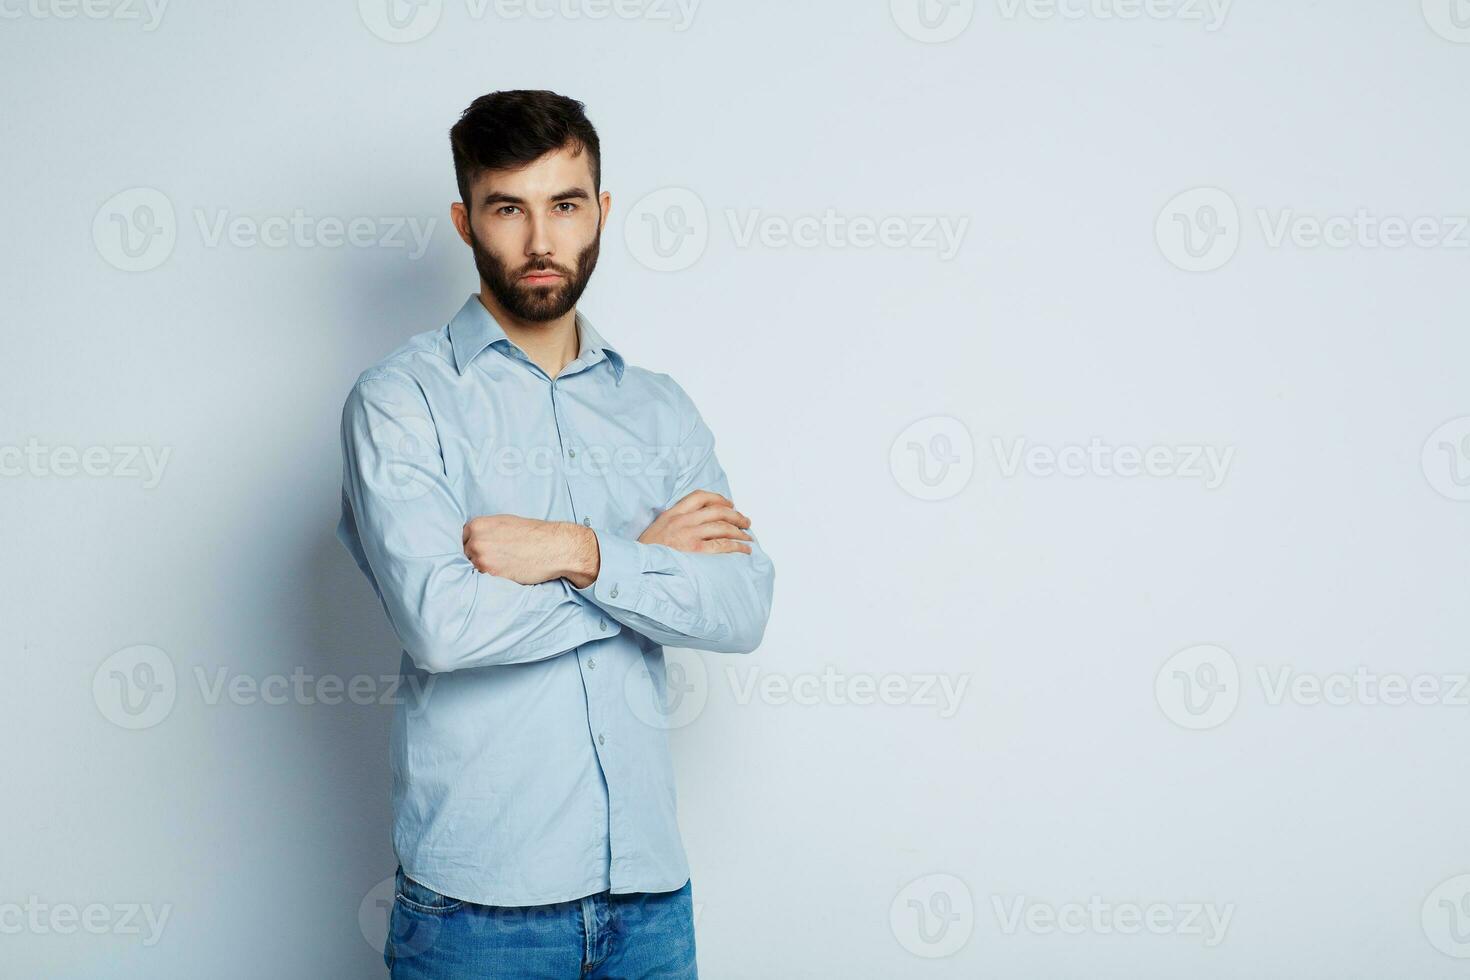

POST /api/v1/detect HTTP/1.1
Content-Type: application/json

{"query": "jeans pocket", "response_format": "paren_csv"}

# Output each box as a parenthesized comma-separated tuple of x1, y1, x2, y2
(395, 866, 466, 915)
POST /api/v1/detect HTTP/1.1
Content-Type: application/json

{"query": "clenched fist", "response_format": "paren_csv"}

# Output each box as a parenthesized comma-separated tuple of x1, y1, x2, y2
(462, 515, 585, 585)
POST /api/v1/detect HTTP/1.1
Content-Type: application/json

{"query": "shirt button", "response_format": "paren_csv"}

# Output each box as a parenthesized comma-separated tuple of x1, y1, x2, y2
(598, 618, 606, 630)
(598, 733, 605, 746)
(568, 448, 576, 458)
(582, 517, 591, 527)
(610, 585, 619, 599)
(588, 658, 597, 669)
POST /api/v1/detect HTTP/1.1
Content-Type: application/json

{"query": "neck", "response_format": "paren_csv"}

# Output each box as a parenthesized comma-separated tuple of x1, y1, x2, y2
(478, 288, 579, 379)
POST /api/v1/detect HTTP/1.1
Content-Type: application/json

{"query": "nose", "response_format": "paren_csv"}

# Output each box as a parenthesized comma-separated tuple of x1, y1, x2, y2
(525, 212, 554, 262)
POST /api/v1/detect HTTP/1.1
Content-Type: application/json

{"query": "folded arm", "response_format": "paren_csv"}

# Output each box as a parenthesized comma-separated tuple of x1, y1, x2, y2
(569, 385, 776, 654)
(337, 375, 608, 673)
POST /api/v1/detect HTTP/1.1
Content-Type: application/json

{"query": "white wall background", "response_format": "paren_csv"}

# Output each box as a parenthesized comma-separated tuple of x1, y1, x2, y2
(4, 1, 1470, 976)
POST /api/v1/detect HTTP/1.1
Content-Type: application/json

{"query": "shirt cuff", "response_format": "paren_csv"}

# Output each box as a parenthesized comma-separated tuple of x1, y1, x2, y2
(573, 528, 645, 611)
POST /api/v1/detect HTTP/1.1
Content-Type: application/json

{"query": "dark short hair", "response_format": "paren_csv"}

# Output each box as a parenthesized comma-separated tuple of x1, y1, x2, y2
(449, 90, 601, 213)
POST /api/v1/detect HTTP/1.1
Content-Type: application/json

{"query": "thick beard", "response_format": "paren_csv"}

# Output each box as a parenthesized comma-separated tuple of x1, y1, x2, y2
(468, 220, 601, 323)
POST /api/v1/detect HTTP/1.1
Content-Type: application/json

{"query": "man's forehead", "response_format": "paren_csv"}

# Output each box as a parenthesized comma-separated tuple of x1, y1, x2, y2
(472, 147, 594, 198)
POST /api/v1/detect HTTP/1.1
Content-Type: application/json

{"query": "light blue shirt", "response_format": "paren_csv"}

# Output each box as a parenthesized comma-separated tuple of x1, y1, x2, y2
(336, 293, 775, 906)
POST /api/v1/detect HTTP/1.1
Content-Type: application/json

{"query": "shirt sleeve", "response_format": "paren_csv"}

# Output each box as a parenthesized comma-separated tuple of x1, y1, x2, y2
(337, 374, 608, 673)
(571, 380, 776, 654)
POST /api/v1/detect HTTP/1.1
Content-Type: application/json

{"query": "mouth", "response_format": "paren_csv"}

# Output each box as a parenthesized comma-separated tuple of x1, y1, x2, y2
(520, 271, 563, 285)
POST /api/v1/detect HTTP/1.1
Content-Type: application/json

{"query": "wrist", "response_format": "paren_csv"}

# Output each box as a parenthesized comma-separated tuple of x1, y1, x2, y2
(561, 522, 600, 589)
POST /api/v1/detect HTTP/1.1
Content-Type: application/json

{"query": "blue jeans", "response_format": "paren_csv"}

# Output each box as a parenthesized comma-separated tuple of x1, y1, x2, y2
(385, 866, 698, 978)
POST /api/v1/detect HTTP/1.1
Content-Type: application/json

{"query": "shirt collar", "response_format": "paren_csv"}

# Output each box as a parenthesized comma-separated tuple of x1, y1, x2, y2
(449, 293, 625, 383)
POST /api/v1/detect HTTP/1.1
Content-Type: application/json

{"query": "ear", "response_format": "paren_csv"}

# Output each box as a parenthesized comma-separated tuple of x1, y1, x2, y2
(450, 201, 473, 247)
(597, 190, 612, 234)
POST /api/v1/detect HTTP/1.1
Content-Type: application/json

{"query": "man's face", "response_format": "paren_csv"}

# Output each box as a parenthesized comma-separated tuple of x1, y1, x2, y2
(454, 145, 610, 323)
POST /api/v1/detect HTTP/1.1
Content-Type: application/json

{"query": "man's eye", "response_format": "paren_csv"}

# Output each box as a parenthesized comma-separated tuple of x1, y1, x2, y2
(498, 206, 521, 216)
(554, 202, 577, 213)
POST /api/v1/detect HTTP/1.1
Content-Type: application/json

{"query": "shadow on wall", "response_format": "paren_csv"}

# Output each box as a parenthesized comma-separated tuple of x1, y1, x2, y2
(298, 258, 467, 969)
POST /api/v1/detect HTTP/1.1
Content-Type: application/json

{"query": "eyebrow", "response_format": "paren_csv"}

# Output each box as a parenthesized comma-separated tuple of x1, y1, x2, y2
(481, 187, 592, 208)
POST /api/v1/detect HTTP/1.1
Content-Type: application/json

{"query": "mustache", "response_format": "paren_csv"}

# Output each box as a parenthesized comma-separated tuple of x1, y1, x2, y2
(519, 262, 570, 277)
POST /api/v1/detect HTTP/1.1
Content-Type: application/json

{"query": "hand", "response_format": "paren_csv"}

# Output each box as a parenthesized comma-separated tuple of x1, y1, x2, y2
(638, 490, 754, 556)
(462, 515, 582, 585)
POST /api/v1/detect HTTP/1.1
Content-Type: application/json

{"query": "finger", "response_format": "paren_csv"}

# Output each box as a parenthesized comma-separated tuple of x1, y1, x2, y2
(701, 538, 753, 555)
(671, 489, 730, 514)
(689, 505, 749, 529)
(697, 521, 753, 541)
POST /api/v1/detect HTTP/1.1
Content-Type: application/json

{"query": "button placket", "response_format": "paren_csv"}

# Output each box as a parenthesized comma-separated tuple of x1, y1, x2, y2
(547, 378, 586, 534)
